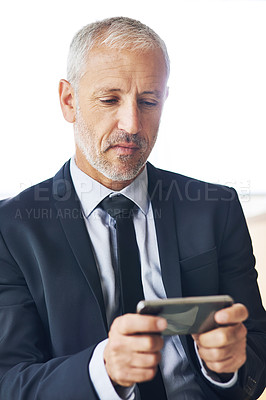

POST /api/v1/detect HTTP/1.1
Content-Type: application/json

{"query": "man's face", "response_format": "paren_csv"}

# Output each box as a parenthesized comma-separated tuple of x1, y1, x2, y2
(74, 46, 168, 188)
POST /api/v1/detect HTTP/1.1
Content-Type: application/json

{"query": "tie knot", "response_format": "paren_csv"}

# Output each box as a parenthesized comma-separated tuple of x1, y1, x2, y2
(100, 194, 136, 219)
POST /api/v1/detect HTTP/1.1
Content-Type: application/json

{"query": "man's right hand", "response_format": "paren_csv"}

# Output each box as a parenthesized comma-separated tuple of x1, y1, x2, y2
(103, 314, 167, 387)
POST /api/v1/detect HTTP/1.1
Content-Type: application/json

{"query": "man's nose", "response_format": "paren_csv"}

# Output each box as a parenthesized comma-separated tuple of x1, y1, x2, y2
(117, 102, 142, 134)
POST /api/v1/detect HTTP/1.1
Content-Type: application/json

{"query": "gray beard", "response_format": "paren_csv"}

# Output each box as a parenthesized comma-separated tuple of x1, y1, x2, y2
(74, 108, 153, 182)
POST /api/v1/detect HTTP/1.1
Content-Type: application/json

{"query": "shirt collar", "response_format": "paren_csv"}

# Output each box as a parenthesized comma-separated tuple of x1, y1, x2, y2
(70, 157, 149, 217)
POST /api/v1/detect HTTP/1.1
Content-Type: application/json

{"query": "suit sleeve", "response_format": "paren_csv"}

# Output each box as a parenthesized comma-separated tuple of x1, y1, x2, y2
(202, 188, 266, 399)
(0, 230, 99, 400)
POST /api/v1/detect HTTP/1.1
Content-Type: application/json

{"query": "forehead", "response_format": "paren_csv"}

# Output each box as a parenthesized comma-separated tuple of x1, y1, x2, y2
(78, 46, 168, 94)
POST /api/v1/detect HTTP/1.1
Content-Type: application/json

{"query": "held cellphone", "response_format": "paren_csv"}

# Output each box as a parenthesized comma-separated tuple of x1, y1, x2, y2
(136, 295, 234, 335)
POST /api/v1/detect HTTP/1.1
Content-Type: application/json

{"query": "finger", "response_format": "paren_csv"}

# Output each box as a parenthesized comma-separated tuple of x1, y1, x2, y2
(111, 314, 167, 336)
(203, 345, 247, 374)
(132, 334, 164, 353)
(195, 323, 247, 348)
(130, 366, 159, 384)
(112, 365, 159, 387)
(130, 351, 162, 369)
(104, 344, 160, 387)
(108, 331, 164, 355)
(197, 337, 246, 363)
(215, 303, 249, 325)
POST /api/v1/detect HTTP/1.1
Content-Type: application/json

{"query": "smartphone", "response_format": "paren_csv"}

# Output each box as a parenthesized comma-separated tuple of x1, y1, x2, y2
(136, 295, 234, 335)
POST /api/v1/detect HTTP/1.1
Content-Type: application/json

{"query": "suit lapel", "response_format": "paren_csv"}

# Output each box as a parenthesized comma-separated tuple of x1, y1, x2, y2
(53, 161, 108, 331)
(147, 163, 182, 299)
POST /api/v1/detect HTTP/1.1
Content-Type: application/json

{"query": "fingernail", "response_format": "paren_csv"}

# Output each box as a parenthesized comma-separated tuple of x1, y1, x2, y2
(216, 311, 228, 323)
(157, 318, 167, 331)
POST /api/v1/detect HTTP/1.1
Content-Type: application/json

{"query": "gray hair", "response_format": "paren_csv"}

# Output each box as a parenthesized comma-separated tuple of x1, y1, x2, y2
(67, 16, 170, 90)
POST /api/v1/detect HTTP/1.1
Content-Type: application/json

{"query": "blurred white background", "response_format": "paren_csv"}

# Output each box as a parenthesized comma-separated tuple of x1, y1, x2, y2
(0, 0, 265, 212)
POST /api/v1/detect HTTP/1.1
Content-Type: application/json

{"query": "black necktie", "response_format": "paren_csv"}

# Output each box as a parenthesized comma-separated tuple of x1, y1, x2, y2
(100, 194, 143, 314)
(100, 194, 167, 400)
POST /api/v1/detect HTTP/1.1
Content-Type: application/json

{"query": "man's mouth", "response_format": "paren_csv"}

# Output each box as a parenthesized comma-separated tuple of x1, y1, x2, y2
(108, 143, 140, 155)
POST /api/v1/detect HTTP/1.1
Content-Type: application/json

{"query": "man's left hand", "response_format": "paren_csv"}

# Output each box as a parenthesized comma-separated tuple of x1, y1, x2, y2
(193, 303, 248, 374)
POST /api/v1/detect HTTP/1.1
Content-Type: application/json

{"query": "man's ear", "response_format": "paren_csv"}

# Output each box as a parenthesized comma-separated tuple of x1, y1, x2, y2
(59, 79, 76, 123)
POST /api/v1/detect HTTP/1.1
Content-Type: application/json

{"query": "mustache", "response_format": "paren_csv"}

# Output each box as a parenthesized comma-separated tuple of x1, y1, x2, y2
(103, 131, 148, 151)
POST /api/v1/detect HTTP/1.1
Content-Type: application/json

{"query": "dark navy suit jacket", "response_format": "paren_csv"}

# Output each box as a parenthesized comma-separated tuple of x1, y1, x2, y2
(0, 161, 265, 399)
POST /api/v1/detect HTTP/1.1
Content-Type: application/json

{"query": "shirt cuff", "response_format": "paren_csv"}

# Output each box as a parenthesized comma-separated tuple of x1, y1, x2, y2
(89, 339, 136, 400)
(193, 340, 238, 388)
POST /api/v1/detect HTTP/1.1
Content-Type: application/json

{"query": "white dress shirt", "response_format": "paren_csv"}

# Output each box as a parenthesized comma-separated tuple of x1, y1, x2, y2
(70, 157, 237, 400)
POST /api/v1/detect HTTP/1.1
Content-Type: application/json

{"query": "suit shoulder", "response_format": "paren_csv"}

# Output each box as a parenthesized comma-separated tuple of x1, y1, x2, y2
(149, 164, 237, 202)
(0, 177, 54, 223)
(0, 160, 71, 212)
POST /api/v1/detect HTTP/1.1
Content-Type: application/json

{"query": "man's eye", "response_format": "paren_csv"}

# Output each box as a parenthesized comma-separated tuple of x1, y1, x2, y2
(139, 100, 158, 108)
(100, 98, 118, 105)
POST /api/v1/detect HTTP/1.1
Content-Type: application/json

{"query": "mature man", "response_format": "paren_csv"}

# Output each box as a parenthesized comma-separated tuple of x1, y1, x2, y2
(0, 17, 265, 400)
